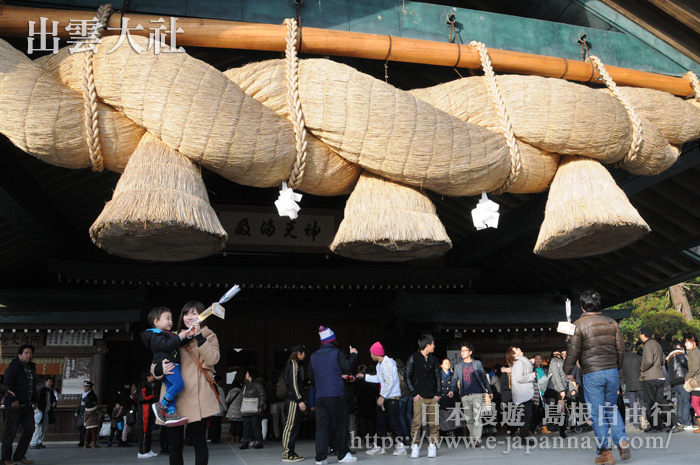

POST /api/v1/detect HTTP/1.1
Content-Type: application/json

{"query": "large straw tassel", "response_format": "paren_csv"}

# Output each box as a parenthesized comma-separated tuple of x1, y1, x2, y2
(330, 171, 451, 261)
(90, 132, 227, 261)
(534, 155, 650, 259)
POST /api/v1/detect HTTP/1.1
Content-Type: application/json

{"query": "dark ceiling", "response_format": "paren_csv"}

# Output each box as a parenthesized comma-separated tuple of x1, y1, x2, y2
(1, 0, 699, 315)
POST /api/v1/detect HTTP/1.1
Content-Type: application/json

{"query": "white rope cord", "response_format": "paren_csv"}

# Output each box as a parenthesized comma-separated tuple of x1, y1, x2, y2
(469, 41, 521, 195)
(284, 18, 309, 191)
(82, 4, 113, 172)
(588, 55, 643, 167)
(684, 71, 699, 100)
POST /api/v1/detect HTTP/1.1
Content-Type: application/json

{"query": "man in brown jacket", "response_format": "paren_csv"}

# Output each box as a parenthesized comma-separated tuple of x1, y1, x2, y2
(563, 290, 629, 465)
(639, 327, 678, 432)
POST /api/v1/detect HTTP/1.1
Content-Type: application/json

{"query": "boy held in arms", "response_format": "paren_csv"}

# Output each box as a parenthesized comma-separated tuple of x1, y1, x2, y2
(140, 306, 195, 426)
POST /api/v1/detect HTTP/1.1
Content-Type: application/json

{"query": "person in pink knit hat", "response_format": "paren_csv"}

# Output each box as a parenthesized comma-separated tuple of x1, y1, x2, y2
(357, 342, 406, 456)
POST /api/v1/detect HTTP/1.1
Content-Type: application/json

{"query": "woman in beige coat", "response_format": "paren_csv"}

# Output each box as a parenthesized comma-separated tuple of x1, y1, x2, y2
(157, 300, 220, 465)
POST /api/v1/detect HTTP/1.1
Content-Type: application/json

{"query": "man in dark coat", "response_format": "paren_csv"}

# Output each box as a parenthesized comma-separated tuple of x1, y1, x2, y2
(2, 344, 38, 465)
(639, 327, 679, 432)
(308, 326, 357, 464)
(405, 333, 440, 459)
(564, 290, 629, 464)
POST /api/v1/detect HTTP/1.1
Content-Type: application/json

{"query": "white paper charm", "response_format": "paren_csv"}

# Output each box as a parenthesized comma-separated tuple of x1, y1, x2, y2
(192, 284, 240, 327)
(557, 298, 575, 335)
(219, 284, 241, 304)
(274, 181, 303, 219)
(557, 321, 576, 336)
(471, 191, 500, 230)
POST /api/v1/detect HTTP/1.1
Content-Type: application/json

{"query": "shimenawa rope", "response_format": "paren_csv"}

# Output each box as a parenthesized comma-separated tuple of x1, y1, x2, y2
(589, 55, 643, 167)
(81, 3, 114, 172)
(284, 18, 309, 191)
(469, 41, 522, 195)
(684, 71, 699, 100)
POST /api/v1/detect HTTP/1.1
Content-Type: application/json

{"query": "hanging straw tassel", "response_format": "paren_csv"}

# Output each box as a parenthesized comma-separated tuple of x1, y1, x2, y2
(330, 171, 451, 261)
(90, 132, 228, 261)
(533, 155, 650, 259)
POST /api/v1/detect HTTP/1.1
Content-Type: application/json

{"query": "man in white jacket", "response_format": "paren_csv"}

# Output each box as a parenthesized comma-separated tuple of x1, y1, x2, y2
(359, 342, 407, 456)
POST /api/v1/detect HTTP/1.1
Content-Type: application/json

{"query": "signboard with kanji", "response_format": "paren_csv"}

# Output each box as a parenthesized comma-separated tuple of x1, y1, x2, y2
(0, 332, 44, 348)
(218, 206, 340, 253)
(46, 331, 95, 346)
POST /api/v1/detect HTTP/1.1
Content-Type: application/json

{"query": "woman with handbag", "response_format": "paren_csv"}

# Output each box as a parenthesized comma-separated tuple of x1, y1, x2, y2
(239, 368, 266, 450)
(156, 300, 220, 465)
(684, 333, 700, 432)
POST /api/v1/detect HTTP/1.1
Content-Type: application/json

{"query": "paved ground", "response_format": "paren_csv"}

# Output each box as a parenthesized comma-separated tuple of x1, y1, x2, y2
(12, 429, 698, 465)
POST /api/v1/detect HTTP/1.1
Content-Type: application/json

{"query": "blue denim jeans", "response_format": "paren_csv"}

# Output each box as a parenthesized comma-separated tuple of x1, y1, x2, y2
(163, 363, 185, 412)
(398, 396, 412, 438)
(583, 368, 628, 451)
(672, 384, 692, 426)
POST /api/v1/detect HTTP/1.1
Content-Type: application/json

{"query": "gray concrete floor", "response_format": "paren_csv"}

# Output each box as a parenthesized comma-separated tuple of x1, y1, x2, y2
(15, 429, 698, 465)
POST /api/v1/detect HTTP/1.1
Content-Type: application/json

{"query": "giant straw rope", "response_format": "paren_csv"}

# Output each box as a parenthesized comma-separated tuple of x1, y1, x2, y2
(1, 25, 700, 260)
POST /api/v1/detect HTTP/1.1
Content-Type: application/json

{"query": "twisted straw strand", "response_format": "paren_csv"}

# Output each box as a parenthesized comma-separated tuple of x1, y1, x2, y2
(469, 41, 521, 194)
(82, 4, 114, 172)
(589, 55, 643, 167)
(684, 71, 699, 100)
(284, 18, 309, 190)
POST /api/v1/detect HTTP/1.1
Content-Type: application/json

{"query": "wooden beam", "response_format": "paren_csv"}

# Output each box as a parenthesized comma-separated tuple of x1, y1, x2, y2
(635, 191, 700, 236)
(645, 0, 700, 35)
(555, 235, 700, 291)
(47, 258, 481, 286)
(667, 165, 700, 197)
(610, 267, 700, 305)
(0, 4, 695, 96)
(629, 263, 665, 282)
(598, 0, 700, 63)
(650, 182, 700, 228)
(658, 255, 693, 272)
(646, 259, 683, 276)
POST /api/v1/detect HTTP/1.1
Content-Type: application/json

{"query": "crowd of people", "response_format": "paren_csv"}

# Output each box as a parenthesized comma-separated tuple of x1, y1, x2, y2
(2, 290, 700, 465)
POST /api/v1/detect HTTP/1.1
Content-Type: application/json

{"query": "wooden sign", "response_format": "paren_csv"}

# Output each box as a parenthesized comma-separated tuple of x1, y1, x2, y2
(217, 206, 341, 253)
